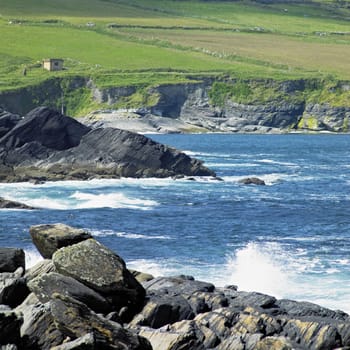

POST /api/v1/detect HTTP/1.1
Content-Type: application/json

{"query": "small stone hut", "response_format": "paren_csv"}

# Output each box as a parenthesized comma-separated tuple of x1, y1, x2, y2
(43, 58, 64, 71)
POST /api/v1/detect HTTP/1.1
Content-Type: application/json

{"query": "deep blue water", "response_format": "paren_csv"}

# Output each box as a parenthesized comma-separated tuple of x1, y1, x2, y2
(1, 134, 350, 312)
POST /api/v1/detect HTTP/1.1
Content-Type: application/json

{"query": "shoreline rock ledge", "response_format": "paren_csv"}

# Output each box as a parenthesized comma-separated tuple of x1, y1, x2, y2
(1, 223, 350, 349)
(0, 106, 215, 182)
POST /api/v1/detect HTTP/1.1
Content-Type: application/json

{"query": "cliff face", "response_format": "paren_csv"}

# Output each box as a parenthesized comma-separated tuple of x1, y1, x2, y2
(1, 78, 349, 133)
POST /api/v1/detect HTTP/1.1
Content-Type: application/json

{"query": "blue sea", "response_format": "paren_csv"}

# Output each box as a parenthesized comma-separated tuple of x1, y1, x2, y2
(1, 134, 350, 313)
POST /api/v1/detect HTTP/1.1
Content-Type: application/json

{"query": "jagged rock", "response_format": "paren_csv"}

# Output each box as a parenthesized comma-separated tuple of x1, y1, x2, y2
(282, 318, 341, 350)
(0, 107, 215, 182)
(50, 333, 95, 350)
(131, 291, 195, 329)
(29, 223, 92, 259)
(238, 177, 266, 185)
(224, 290, 277, 311)
(0, 267, 30, 307)
(0, 248, 25, 272)
(254, 336, 293, 350)
(0, 310, 22, 346)
(15, 293, 65, 349)
(276, 299, 349, 320)
(188, 291, 228, 314)
(130, 269, 154, 284)
(25, 259, 55, 282)
(52, 239, 145, 320)
(0, 344, 18, 350)
(0, 111, 21, 138)
(143, 276, 215, 295)
(50, 293, 152, 350)
(0, 197, 35, 209)
(28, 272, 111, 314)
(0, 107, 90, 151)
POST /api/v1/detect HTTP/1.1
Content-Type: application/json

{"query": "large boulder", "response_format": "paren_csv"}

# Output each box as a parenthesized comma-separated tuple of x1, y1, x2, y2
(0, 248, 25, 272)
(52, 239, 145, 320)
(28, 272, 111, 314)
(29, 223, 92, 259)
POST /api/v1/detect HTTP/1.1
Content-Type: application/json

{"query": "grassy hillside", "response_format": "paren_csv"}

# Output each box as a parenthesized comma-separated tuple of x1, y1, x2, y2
(0, 0, 349, 114)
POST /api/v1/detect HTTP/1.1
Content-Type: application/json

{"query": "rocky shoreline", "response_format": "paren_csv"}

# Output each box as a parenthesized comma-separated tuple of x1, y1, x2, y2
(1, 223, 350, 349)
(0, 107, 215, 183)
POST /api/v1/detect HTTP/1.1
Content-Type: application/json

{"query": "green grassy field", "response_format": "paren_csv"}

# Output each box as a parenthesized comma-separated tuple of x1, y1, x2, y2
(0, 0, 349, 114)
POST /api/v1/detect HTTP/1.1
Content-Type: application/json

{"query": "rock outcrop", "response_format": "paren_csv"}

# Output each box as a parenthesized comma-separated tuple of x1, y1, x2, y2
(1, 223, 350, 349)
(0, 197, 36, 209)
(0, 106, 215, 182)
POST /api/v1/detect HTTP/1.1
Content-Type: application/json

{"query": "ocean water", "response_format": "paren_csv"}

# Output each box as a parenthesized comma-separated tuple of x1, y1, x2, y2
(1, 134, 350, 313)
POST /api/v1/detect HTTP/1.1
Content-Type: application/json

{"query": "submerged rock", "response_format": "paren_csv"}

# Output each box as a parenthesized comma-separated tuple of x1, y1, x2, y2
(0, 107, 215, 182)
(0, 197, 35, 210)
(238, 177, 266, 185)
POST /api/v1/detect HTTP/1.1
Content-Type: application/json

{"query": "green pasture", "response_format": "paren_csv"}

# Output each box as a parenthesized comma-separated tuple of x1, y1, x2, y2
(0, 0, 349, 112)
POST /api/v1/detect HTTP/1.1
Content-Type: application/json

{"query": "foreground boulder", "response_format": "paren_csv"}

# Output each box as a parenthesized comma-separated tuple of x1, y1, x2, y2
(30, 223, 92, 259)
(52, 238, 145, 321)
(0, 107, 215, 182)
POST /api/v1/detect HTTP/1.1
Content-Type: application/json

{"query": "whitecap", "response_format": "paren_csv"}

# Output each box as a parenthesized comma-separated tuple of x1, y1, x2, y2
(91, 230, 171, 240)
(24, 249, 43, 269)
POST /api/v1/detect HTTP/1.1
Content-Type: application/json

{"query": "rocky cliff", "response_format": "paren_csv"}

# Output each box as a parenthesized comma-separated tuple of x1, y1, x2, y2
(1, 77, 349, 133)
(0, 107, 215, 182)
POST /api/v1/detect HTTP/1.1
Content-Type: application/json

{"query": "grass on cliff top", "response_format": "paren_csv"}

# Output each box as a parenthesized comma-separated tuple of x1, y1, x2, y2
(0, 0, 349, 93)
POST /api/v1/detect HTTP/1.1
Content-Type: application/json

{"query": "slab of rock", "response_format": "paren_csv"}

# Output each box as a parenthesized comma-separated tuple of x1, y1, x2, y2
(0, 111, 21, 138)
(52, 239, 145, 319)
(50, 293, 152, 350)
(29, 224, 92, 259)
(50, 332, 95, 350)
(0, 197, 35, 210)
(0, 267, 30, 308)
(0, 248, 25, 272)
(28, 272, 111, 314)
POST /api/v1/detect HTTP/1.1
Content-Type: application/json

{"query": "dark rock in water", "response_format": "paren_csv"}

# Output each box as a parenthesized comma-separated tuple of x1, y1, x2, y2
(0, 197, 35, 210)
(28, 272, 111, 314)
(0, 268, 30, 308)
(0, 248, 25, 272)
(29, 223, 92, 259)
(0, 309, 22, 346)
(0, 107, 215, 181)
(238, 177, 266, 185)
(52, 239, 145, 321)
(50, 293, 152, 350)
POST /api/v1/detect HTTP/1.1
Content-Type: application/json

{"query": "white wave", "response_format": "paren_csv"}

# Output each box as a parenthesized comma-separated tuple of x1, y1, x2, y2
(70, 191, 158, 210)
(222, 173, 287, 185)
(126, 258, 181, 277)
(91, 230, 171, 240)
(258, 159, 298, 167)
(24, 249, 43, 269)
(221, 242, 293, 298)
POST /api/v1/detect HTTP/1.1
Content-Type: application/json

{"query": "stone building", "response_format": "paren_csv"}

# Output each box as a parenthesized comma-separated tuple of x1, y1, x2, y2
(43, 58, 64, 71)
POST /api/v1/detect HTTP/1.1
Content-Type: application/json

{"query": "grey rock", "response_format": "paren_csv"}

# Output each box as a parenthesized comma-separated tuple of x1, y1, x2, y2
(28, 272, 111, 314)
(0, 111, 21, 138)
(0, 267, 30, 307)
(29, 223, 92, 259)
(52, 239, 145, 320)
(50, 333, 95, 350)
(50, 293, 152, 350)
(25, 259, 55, 282)
(0, 248, 25, 272)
